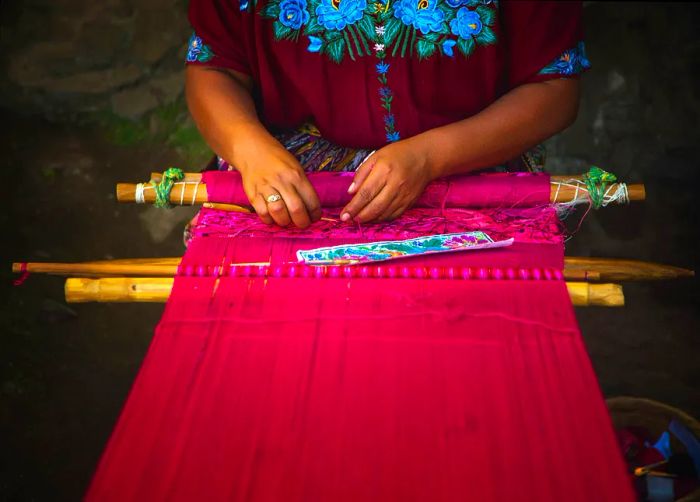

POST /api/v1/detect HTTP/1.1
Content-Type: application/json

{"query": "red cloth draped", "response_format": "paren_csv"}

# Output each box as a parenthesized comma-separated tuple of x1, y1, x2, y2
(86, 174, 634, 501)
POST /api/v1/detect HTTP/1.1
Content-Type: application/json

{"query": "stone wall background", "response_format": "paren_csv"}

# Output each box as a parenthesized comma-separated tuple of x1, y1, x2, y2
(1, 0, 189, 120)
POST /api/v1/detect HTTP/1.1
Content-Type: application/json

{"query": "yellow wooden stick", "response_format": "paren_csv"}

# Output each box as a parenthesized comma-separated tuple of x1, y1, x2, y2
(64, 277, 624, 307)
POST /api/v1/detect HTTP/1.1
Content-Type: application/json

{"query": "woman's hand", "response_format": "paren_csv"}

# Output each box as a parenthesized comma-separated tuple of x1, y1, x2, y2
(235, 133, 321, 228)
(341, 137, 436, 223)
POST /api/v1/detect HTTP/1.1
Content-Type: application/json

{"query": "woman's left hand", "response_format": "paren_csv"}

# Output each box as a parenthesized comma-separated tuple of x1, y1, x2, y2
(341, 138, 437, 223)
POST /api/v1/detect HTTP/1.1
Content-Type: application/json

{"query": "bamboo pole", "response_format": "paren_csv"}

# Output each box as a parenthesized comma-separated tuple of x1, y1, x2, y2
(64, 277, 624, 307)
(14, 257, 693, 282)
(563, 257, 694, 282)
(116, 174, 645, 207)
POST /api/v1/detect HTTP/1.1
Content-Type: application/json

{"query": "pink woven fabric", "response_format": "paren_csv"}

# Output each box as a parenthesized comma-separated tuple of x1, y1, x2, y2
(202, 171, 551, 208)
(86, 174, 634, 501)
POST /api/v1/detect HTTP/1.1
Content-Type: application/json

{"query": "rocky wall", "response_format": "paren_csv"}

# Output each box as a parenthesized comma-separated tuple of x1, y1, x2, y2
(1, 0, 191, 120)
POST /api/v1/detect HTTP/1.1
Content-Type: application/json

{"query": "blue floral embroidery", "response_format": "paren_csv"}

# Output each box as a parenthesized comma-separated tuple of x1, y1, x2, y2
(240, 0, 250, 10)
(263, 0, 497, 62)
(539, 41, 591, 76)
(386, 131, 401, 142)
(374, 24, 401, 142)
(257, 0, 500, 144)
(442, 39, 457, 57)
(279, 0, 310, 29)
(308, 35, 323, 52)
(316, 0, 366, 30)
(186, 33, 214, 63)
(450, 8, 482, 38)
(393, 0, 445, 35)
(376, 61, 390, 73)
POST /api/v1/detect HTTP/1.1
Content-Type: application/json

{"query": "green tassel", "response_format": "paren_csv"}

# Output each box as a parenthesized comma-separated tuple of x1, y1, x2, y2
(583, 166, 617, 209)
(153, 167, 185, 209)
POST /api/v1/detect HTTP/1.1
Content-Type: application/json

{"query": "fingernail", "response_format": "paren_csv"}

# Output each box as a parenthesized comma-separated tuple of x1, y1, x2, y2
(348, 182, 355, 194)
(340, 212, 351, 222)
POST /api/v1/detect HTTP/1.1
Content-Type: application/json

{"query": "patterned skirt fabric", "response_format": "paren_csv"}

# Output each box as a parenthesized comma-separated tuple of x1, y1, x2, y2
(211, 124, 547, 174)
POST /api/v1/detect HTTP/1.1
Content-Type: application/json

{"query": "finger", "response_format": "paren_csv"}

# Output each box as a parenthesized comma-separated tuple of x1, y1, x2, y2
(251, 193, 274, 225)
(386, 205, 406, 222)
(377, 201, 402, 222)
(355, 185, 396, 223)
(341, 170, 386, 222)
(294, 176, 322, 223)
(276, 185, 311, 228)
(348, 150, 377, 194)
(263, 189, 292, 227)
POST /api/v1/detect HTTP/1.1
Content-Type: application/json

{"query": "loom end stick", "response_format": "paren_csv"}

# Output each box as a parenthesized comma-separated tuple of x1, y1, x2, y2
(116, 183, 138, 203)
(65, 277, 173, 303)
(567, 282, 625, 307)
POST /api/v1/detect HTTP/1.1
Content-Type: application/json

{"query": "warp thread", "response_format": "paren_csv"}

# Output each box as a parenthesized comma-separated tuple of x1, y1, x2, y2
(169, 302, 579, 336)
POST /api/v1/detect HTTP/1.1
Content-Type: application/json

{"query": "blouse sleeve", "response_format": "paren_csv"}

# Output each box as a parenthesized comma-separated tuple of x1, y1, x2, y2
(186, 0, 251, 75)
(500, 0, 590, 90)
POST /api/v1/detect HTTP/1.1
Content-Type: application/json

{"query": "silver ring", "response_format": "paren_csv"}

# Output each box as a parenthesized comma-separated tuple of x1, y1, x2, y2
(266, 194, 282, 203)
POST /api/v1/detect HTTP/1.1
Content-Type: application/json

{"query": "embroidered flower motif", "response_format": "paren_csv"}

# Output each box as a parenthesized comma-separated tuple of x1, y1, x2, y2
(393, 0, 445, 35)
(442, 39, 457, 57)
(379, 86, 392, 98)
(308, 35, 323, 52)
(186, 33, 214, 63)
(386, 131, 401, 142)
(376, 62, 390, 73)
(316, 0, 367, 31)
(262, 0, 497, 63)
(539, 41, 591, 76)
(240, 0, 250, 10)
(450, 8, 482, 39)
(279, 0, 310, 29)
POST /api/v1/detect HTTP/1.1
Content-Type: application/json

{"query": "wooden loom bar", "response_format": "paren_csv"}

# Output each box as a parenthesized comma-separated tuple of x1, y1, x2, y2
(115, 174, 646, 206)
(13, 257, 693, 282)
(63, 277, 625, 307)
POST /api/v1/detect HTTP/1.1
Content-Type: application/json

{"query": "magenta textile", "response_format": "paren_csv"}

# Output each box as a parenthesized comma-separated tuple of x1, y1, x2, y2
(202, 171, 551, 209)
(86, 174, 634, 501)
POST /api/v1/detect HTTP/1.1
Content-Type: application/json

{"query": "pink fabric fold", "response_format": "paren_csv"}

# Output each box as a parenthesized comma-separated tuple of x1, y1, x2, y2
(202, 171, 551, 208)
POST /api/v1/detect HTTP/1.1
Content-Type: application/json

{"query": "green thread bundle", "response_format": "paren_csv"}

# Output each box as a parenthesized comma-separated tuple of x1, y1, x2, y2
(152, 167, 185, 209)
(583, 166, 617, 209)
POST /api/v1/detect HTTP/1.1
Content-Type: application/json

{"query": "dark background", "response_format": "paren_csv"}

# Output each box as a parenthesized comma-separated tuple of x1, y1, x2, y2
(1, 1, 699, 500)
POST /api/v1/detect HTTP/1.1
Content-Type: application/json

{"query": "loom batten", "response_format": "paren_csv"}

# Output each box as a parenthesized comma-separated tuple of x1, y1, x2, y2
(15, 257, 693, 282)
(63, 276, 625, 307)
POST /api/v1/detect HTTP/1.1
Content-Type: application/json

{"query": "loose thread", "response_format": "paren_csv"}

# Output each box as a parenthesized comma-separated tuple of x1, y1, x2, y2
(13, 263, 30, 286)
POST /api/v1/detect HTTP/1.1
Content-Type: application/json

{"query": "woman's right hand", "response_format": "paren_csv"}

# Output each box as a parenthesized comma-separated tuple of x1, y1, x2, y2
(233, 133, 321, 228)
